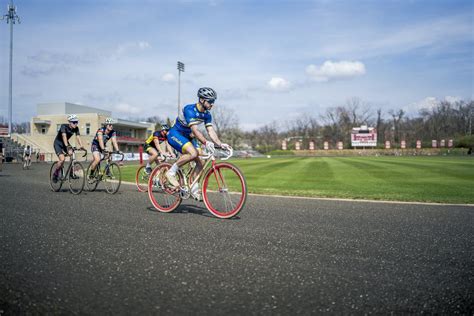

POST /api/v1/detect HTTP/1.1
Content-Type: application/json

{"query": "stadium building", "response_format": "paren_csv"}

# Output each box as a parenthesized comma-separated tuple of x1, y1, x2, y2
(12, 102, 155, 160)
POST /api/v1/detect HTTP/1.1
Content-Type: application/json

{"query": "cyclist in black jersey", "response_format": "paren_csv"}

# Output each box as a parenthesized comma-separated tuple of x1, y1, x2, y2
(52, 114, 85, 182)
(88, 118, 121, 179)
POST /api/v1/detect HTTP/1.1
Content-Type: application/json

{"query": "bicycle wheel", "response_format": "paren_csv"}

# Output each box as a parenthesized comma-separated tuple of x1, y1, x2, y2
(202, 162, 247, 219)
(135, 165, 149, 192)
(103, 162, 121, 194)
(49, 162, 63, 192)
(68, 162, 85, 195)
(86, 163, 99, 192)
(148, 163, 182, 213)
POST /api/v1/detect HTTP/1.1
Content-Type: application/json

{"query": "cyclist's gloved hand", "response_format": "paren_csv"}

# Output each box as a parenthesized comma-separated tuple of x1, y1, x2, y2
(117, 150, 123, 154)
(205, 141, 215, 153)
(220, 143, 232, 151)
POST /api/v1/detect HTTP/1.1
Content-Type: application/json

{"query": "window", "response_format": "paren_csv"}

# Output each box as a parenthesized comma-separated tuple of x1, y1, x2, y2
(86, 123, 91, 135)
(42, 125, 46, 134)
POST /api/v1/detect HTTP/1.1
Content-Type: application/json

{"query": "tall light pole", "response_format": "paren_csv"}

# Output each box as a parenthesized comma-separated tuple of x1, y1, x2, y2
(1, 1, 20, 136)
(177, 61, 185, 116)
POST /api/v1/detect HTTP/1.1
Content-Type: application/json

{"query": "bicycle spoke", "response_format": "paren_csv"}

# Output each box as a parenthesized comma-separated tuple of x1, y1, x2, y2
(148, 163, 182, 212)
(49, 162, 63, 192)
(68, 162, 85, 195)
(203, 163, 247, 219)
(135, 165, 149, 192)
(104, 163, 121, 194)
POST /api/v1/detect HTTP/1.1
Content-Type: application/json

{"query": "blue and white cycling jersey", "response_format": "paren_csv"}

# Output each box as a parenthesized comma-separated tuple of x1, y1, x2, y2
(167, 103, 211, 153)
(173, 103, 213, 137)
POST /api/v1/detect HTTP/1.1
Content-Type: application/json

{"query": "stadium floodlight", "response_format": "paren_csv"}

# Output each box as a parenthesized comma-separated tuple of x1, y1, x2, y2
(1, 1, 21, 136)
(177, 61, 185, 115)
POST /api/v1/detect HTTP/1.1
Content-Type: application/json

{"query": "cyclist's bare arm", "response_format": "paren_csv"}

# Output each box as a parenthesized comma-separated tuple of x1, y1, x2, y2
(190, 125, 207, 145)
(206, 126, 223, 146)
(111, 137, 119, 152)
(62, 133, 69, 147)
(98, 133, 105, 151)
(153, 139, 167, 157)
(166, 141, 176, 158)
(76, 135, 84, 149)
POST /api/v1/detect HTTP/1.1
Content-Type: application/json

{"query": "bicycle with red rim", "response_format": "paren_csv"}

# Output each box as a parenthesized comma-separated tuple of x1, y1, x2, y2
(147, 146, 247, 219)
(135, 154, 174, 192)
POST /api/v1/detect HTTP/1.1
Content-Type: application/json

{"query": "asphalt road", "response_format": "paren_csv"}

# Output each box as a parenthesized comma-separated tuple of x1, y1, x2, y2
(1, 162, 473, 314)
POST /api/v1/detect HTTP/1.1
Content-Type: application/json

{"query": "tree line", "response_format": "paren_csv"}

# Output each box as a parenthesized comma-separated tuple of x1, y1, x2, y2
(213, 98, 473, 152)
(3, 98, 473, 152)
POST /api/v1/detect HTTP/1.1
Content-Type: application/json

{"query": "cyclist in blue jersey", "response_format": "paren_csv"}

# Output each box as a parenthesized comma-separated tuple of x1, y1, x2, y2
(166, 87, 231, 200)
(88, 118, 121, 179)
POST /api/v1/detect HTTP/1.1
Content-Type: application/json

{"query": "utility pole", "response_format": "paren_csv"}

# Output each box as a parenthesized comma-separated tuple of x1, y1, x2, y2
(177, 61, 185, 116)
(1, 1, 20, 136)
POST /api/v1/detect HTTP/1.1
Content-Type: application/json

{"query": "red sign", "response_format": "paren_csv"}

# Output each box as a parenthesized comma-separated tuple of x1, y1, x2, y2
(416, 140, 421, 149)
(401, 140, 406, 149)
(385, 141, 391, 149)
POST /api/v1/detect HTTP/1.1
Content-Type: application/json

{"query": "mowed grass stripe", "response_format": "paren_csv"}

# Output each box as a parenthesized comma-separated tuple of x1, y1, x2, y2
(120, 157, 474, 204)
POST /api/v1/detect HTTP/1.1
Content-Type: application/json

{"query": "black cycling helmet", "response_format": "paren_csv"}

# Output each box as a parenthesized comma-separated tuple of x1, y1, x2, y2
(197, 87, 217, 101)
(161, 124, 170, 131)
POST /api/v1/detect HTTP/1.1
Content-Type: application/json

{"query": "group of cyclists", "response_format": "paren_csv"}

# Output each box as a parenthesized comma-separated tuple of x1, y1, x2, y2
(50, 87, 231, 199)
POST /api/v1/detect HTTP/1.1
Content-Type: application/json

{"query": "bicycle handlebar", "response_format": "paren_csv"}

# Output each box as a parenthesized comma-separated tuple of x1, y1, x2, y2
(102, 151, 124, 162)
(114, 151, 125, 162)
(71, 147, 88, 158)
(201, 146, 233, 161)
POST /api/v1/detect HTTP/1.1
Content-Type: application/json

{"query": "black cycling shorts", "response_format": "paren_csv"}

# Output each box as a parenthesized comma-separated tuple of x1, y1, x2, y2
(53, 141, 67, 156)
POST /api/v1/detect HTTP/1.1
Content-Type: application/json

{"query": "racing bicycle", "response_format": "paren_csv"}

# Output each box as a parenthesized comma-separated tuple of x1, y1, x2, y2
(135, 154, 175, 192)
(86, 151, 125, 194)
(147, 146, 247, 219)
(49, 147, 88, 194)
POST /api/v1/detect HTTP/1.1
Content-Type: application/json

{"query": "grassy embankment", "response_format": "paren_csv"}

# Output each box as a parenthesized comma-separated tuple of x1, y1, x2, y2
(121, 156, 474, 204)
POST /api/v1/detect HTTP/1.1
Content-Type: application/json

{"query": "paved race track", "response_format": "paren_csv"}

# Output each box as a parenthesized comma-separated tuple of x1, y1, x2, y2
(1, 163, 473, 314)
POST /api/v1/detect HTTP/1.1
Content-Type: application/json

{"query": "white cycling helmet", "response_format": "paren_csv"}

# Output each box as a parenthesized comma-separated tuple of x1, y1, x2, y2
(67, 114, 79, 122)
(105, 117, 115, 124)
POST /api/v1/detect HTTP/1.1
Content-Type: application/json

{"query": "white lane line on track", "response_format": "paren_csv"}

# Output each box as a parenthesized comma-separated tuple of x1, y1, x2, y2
(120, 180, 474, 207)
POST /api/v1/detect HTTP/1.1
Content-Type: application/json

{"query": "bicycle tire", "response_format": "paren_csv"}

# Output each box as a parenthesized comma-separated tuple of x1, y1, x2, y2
(86, 163, 99, 192)
(148, 163, 182, 213)
(104, 162, 121, 194)
(135, 165, 149, 192)
(68, 162, 85, 195)
(202, 162, 247, 219)
(49, 162, 63, 192)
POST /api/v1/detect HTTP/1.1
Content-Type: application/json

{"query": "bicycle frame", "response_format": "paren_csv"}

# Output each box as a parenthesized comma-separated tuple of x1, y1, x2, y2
(93, 152, 124, 179)
(175, 149, 232, 197)
(58, 149, 85, 181)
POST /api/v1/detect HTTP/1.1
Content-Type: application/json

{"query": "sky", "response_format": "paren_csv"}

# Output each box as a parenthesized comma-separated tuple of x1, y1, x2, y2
(0, 0, 473, 130)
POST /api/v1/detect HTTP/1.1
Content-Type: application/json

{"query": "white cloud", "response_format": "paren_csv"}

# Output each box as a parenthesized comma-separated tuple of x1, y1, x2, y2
(306, 60, 366, 82)
(114, 103, 141, 114)
(267, 77, 291, 91)
(161, 73, 175, 82)
(115, 41, 151, 55)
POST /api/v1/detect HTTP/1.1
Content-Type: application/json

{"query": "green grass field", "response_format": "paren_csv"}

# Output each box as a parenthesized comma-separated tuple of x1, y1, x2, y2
(121, 156, 474, 204)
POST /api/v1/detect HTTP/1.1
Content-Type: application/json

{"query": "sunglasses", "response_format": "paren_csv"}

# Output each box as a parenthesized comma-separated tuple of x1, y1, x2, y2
(71, 121, 79, 124)
(207, 99, 215, 104)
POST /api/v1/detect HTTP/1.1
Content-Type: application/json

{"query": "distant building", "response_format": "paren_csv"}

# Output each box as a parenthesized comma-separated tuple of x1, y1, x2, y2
(15, 102, 155, 155)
